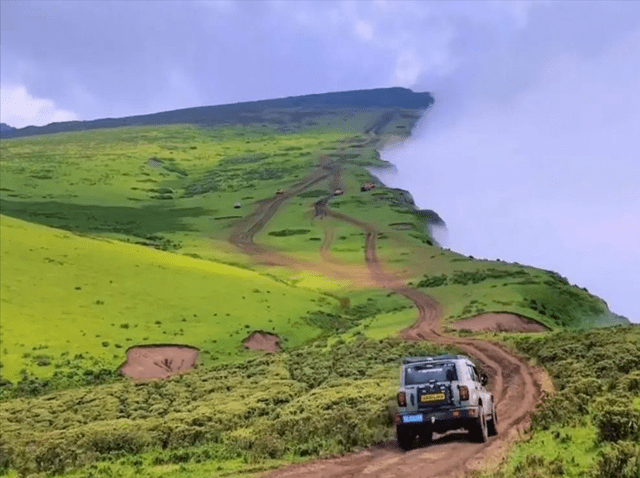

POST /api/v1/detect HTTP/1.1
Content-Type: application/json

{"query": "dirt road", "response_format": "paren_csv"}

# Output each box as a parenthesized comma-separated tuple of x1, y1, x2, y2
(229, 158, 547, 478)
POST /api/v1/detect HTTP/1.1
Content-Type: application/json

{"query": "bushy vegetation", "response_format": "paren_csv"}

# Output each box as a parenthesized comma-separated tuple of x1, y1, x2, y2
(489, 325, 640, 478)
(0, 337, 454, 476)
(417, 266, 623, 328)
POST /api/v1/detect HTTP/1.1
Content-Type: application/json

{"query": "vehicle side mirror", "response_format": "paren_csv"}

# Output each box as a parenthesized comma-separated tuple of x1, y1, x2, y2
(480, 373, 488, 386)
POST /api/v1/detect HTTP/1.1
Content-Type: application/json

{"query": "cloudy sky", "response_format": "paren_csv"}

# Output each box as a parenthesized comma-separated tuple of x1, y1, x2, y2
(1, 1, 639, 321)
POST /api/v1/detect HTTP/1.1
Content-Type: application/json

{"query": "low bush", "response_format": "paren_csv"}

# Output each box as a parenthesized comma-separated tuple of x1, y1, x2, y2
(268, 229, 311, 237)
(594, 406, 640, 443)
(415, 274, 447, 288)
(620, 370, 640, 393)
(592, 441, 640, 478)
(531, 391, 589, 430)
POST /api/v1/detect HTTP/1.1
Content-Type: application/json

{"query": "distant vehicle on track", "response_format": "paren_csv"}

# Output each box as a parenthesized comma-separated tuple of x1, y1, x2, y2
(276, 189, 285, 195)
(361, 182, 375, 192)
(234, 202, 242, 209)
(395, 355, 497, 450)
(333, 189, 344, 196)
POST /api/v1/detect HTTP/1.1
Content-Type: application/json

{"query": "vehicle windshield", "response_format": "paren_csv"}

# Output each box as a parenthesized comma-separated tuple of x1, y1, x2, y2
(404, 362, 458, 385)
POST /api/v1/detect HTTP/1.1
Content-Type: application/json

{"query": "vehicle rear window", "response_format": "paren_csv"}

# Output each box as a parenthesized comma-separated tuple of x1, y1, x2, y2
(404, 362, 458, 385)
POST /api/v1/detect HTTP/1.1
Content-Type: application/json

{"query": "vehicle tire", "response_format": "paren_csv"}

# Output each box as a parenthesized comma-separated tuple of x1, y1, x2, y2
(487, 403, 498, 437)
(470, 409, 488, 443)
(397, 426, 416, 451)
(418, 427, 433, 447)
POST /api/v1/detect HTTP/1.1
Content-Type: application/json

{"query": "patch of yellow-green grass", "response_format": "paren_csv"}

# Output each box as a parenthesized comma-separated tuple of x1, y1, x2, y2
(350, 308, 418, 340)
(323, 221, 369, 264)
(57, 458, 286, 478)
(286, 271, 352, 292)
(503, 425, 598, 478)
(0, 215, 337, 381)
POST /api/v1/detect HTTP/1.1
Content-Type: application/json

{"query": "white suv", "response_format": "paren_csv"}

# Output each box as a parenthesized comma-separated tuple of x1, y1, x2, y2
(395, 355, 497, 450)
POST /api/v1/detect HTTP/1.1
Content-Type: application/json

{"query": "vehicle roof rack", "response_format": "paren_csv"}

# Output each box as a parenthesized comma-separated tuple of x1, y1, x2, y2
(402, 355, 467, 365)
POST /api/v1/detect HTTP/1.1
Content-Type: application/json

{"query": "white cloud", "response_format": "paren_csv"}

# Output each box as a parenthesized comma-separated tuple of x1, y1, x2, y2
(0, 83, 78, 128)
(354, 19, 374, 42)
(392, 51, 422, 86)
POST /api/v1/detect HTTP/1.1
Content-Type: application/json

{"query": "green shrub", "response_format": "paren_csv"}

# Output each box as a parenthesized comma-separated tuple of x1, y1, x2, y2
(416, 274, 448, 288)
(0, 438, 13, 474)
(531, 391, 588, 430)
(33, 354, 52, 367)
(33, 444, 77, 475)
(80, 422, 151, 456)
(564, 377, 603, 397)
(268, 229, 310, 237)
(594, 406, 640, 442)
(620, 371, 640, 393)
(592, 441, 640, 478)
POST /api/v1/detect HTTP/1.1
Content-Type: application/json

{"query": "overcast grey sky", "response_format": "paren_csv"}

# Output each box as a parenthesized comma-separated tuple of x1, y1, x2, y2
(1, 1, 639, 321)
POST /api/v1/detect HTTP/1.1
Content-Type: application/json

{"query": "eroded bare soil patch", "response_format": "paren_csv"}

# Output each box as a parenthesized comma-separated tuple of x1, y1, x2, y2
(244, 331, 280, 353)
(120, 345, 199, 380)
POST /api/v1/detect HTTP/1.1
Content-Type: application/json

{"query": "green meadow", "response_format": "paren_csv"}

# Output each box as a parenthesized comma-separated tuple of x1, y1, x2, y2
(0, 215, 335, 382)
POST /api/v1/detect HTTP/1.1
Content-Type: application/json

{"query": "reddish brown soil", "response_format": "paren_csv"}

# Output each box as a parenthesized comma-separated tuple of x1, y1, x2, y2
(120, 345, 199, 380)
(244, 332, 280, 353)
(228, 157, 549, 478)
(448, 313, 550, 333)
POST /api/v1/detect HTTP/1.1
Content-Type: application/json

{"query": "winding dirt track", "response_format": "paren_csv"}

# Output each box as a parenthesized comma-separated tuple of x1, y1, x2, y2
(229, 159, 547, 478)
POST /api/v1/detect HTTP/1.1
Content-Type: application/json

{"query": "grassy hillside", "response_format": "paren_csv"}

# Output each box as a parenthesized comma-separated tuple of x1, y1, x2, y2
(0, 215, 344, 384)
(0, 88, 631, 477)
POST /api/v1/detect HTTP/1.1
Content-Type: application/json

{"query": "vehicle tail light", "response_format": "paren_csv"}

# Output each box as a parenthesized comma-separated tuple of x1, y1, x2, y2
(459, 385, 469, 401)
(397, 391, 407, 407)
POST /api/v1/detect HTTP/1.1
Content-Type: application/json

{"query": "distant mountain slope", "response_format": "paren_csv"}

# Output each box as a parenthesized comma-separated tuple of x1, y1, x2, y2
(0, 122, 16, 135)
(0, 87, 434, 139)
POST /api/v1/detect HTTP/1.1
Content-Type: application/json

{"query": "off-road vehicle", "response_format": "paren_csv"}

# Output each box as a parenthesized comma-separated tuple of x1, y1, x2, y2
(395, 355, 497, 450)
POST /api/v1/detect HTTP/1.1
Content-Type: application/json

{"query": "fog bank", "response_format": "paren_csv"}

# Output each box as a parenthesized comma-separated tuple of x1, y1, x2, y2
(379, 23, 640, 322)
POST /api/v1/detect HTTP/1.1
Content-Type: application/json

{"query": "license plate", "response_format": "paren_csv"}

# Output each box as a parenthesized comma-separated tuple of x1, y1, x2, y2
(402, 414, 423, 423)
(420, 392, 445, 403)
